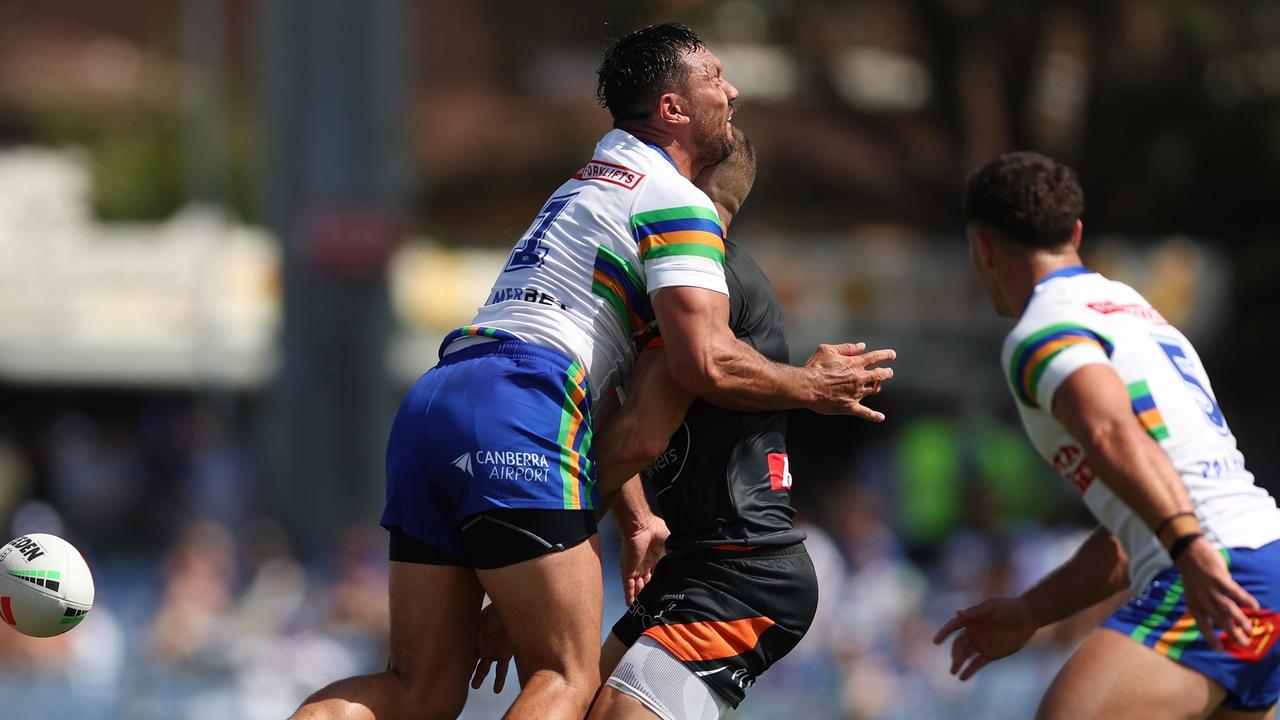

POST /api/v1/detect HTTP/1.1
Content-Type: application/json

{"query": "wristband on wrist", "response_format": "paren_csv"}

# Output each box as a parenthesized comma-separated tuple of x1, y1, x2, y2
(1154, 510, 1195, 538)
(1155, 511, 1201, 547)
(1168, 532, 1204, 563)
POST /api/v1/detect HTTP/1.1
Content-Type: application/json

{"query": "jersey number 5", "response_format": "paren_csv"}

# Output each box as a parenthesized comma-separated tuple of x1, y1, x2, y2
(503, 193, 579, 272)
(1156, 338, 1230, 436)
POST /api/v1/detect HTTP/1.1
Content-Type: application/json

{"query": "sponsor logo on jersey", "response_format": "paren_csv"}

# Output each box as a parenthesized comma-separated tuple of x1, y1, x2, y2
(459, 450, 551, 483)
(486, 286, 570, 311)
(644, 423, 689, 496)
(1087, 301, 1168, 324)
(648, 448, 680, 473)
(767, 453, 793, 490)
(1052, 444, 1096, 494)
(573, 160, 644, 190)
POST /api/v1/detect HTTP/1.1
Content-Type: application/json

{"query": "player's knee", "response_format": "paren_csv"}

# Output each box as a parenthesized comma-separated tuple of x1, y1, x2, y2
(288, 699, 363, 720)
(397, 670, 469, 720)
(523, 667, 599, 710)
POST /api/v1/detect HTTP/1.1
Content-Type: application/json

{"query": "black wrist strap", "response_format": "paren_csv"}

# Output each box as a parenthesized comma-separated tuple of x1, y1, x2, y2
(1155, 511, 1196, 539)
(1169, 532, 1204, 563)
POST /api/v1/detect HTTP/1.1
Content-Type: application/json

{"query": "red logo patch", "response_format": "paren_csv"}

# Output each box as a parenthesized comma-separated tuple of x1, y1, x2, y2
(573, 160, 644, 190)
(0, 596, 15, 625)
(1221, 609, 1280, 662)
(1086, 301, 1168, 324)
(1052, 445, 1096, 494)
(767, 453, 792, 490)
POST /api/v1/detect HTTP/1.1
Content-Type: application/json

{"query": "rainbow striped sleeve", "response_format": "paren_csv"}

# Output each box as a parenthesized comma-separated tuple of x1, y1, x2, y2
(1008, 323, 1115, 407)
(631, 205, 725, 264)
(593, 246, 653, 339)
(1128, 380, 1170, 441)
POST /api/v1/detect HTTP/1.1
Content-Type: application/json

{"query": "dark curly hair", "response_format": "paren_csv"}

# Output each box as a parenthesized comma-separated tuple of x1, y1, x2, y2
(963, 152, 1084, 250)
(596, 23, 705, 122)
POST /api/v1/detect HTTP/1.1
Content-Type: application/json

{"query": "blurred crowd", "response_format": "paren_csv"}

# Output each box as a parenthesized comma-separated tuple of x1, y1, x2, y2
(0, 397, 1108, 720)
(1, 1, 1278, 718)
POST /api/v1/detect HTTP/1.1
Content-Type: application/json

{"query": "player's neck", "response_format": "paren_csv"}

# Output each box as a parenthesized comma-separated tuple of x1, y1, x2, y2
(1011, 250, 1086, 317)
(615, 123, 697, 180)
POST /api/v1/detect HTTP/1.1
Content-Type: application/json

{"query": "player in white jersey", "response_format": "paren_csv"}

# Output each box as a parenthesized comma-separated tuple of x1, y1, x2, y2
(934, 152, 1280, 719)
(291, 24, 894, 720)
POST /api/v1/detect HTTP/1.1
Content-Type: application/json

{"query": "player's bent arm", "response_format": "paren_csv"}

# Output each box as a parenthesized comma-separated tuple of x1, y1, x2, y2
(1051, 363, 1260, 648)
(652, 285, 895, 416)
(1020, 527, 1129, 627)
(1050, 364, 1193, 531)
(593, 345, 696, 498)
(651, 285, 800, 410)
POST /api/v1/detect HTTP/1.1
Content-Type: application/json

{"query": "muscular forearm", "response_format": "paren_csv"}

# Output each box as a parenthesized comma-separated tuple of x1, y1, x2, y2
(1021, 527, 1130, 627)
(1082, 419, 1194, 533)
(603, 475, 654, 531)
(676, 336, 816, 412)
(653, 285, 892, 418)
(594, 409, 665, 497)
(1052, 366, 1197, 545)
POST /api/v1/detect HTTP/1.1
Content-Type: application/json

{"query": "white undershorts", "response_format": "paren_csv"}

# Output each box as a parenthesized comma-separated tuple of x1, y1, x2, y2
(606, 636, 730, 720)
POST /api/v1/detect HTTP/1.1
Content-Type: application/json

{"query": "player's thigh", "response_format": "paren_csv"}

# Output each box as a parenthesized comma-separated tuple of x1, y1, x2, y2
(588, 686, 662, 720)
(601, 632, 631, 679)
(388, 560, 485, 696)
(1209, 705, 1276, 720)
(477, 534, 604, 683)
(1038, 627, 1225, 720)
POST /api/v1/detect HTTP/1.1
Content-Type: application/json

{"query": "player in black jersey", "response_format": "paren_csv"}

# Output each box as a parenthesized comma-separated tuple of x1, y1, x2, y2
(583, 131, 894, 719)
(469, 128, 896, 718)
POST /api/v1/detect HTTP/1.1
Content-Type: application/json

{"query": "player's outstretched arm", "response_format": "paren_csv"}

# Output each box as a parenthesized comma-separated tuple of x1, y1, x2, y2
(1052, 364, 1259, 650)
(933, 527, 1128, 680)
(667, 124, 895, 418)
(652, 285, 895, 418)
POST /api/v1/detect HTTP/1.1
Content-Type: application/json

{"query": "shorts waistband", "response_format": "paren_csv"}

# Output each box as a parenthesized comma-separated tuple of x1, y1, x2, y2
(682, 541, 807, 563)
(438, 337, 578, 370)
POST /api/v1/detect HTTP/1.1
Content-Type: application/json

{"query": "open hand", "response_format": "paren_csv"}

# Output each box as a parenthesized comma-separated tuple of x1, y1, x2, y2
(1176, 537, 1259, 652)
(803, 342, 896, 420)
(933, 596, 1037, 681)
(621, 516, 669, 605)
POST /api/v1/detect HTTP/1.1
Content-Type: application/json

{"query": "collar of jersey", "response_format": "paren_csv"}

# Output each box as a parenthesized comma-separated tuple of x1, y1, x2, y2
(642, 141, 680, 172)
(1024, 264, 1092, 313)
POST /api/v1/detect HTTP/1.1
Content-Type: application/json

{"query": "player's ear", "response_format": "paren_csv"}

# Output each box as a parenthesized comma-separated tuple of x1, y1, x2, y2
(968, 225, 996, 268)
(657, 92, 689, 125)
(1070, 219, 1083, 250)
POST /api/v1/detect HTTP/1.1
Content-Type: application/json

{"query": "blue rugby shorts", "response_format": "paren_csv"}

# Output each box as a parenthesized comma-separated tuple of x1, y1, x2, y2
(380, 336, 598, 563)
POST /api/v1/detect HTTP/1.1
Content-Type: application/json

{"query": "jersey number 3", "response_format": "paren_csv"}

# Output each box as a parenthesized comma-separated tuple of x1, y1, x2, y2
(1157, 338, 1230, 436)
(503, 193, 579, 271)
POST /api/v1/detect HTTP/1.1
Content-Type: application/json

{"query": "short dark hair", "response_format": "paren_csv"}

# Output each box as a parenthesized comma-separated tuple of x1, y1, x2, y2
(695, 126, 755, 216)
(963, 152, 1084, 249)
(596, 23, 705, 122)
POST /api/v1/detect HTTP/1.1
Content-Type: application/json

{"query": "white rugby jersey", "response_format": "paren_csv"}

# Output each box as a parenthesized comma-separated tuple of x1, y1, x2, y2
(1003, 266, 1280, 591)
(447, 129, 729, 405)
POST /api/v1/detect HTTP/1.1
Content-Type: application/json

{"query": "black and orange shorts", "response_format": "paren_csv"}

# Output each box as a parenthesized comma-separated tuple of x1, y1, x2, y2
(609, 542, 818, 708)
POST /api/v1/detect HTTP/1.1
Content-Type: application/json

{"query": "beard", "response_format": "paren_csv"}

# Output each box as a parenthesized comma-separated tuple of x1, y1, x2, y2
(691, 110, 734, 167)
